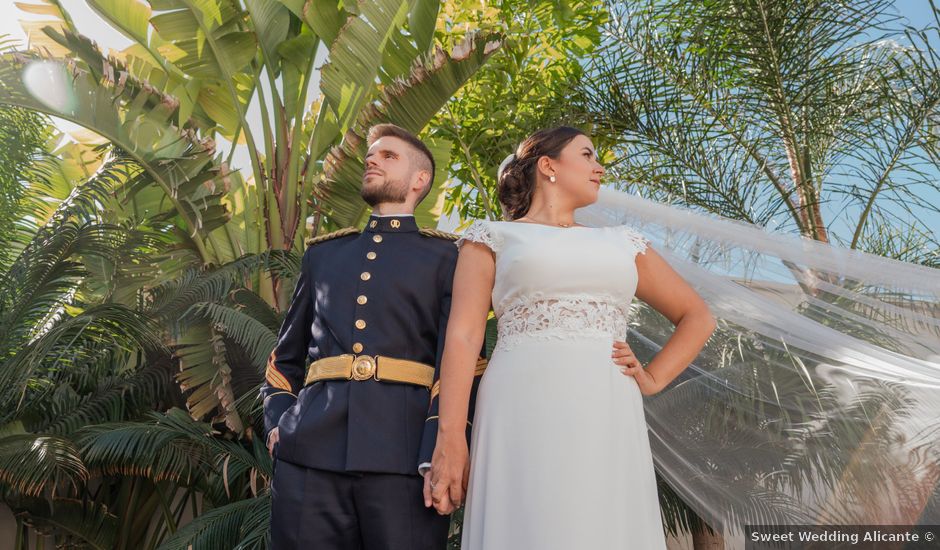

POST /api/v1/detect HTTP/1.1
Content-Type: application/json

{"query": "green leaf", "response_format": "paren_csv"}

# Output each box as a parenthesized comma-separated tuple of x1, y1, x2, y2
(150, 4, 254, 82)
(215, 31, 259, 75)
(174, 322, 243, 432)
(319, 0, 411, 132)
(198, 83, 241, 137)
(277, 28, 318, 117)
(0, 51, 231, 262)
(9, 496, 118, 550)
(85, 0, 152, 47)
(157, 493, 270, 550)
(76, 409, 213, 484)
(150, 9, 202, 42)
(183, 302, 278, 372)
(0, 434, 87, 496)
(408, 0, 439, 53)
(302, 0, 349, 46)
(413, 135, 452, 228)
(245, 0, 291, 70)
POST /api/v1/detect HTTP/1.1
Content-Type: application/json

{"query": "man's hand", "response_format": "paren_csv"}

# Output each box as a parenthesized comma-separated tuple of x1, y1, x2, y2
(266, 427, 280, 457)
(427, 435, 470, 515)
(422, 470, 434, 508)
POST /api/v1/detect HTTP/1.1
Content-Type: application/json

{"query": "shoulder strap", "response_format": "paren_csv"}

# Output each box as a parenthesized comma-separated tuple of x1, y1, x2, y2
(418, 228, 458, 241)
(304, 227, 360, 247)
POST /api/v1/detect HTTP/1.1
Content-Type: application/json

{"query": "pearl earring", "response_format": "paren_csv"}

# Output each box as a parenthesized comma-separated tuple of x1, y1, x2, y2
(550, 174, 556, 183)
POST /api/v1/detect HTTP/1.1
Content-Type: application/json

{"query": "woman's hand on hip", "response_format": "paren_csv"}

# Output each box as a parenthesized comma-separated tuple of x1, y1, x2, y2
(612, 340, 660, 396)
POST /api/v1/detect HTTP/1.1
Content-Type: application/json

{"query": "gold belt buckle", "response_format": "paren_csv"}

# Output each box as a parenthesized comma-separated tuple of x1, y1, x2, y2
(351, 355, 377, 381)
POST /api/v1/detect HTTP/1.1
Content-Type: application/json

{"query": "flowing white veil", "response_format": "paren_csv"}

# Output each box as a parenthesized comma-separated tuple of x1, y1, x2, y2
(574, 187, 940, 546)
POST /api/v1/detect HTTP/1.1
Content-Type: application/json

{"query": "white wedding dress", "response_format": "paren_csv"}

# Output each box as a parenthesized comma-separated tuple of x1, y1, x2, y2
(457, 220, 667, 550)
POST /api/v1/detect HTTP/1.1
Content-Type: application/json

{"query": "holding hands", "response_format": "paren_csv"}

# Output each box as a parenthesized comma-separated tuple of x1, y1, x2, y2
(425, 434, 470, 514)
(424, 339, 657, 516)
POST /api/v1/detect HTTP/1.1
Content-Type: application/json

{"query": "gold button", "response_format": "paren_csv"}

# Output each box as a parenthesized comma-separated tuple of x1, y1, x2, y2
(357, 295, 368, 305)
(360, 272, 371, 281)
(366, 251, 377, 260)
(373, 234, 383, 243)
(352, 342, 364, 353)
(391, 219, 401, 229)
(369, 220, 377, 228)
(355, 319, 366, 329)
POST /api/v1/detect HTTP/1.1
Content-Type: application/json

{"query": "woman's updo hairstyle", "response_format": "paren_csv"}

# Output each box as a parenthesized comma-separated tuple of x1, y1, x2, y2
(497, 126, 587, 220)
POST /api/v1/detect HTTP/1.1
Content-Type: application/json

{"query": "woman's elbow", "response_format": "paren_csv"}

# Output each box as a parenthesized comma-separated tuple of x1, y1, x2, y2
(680, 300, 716, 333)
(699, 304, 717, 335)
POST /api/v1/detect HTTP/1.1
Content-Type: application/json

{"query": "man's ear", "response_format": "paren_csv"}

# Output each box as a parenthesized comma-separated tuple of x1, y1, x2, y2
(412, 169, 431, 191)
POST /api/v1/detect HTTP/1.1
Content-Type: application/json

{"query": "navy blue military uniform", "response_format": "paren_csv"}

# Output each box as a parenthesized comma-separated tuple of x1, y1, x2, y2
(262, 214, 481, 549)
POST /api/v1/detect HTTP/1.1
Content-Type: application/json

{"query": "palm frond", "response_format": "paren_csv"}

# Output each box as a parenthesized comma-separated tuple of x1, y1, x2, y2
(183, 302, 278, 372)
(75, 409, 216, 485)
(0, 433, 87, 496)
(1, 302, 165, 418)
(29, 364, 172, 436)
(7, 496, 118, 550)
(173, 321, 243, 432)
(157, 492, 269, 550)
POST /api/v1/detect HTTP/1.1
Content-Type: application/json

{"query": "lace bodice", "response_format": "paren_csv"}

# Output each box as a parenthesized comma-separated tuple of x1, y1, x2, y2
(456, 221, 649, 352)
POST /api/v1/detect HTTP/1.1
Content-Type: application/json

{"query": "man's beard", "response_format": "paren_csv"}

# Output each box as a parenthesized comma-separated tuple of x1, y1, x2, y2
(360, 174, 409, 207)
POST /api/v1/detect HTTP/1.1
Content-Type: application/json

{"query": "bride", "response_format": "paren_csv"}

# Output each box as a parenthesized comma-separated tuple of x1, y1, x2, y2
(426, 126, 716, 549)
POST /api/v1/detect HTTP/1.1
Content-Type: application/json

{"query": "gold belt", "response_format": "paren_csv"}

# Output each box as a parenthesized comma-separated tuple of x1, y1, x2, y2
(305, 354, 435, 389)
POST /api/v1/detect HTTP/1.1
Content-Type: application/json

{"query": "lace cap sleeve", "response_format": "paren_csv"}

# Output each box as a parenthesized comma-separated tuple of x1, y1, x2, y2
(455, 220, 500, 253)
(619, 225, 650, 256)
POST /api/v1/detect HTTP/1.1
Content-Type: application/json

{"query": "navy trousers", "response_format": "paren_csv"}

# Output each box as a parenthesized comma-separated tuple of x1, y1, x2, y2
(269, 459, 449, 549)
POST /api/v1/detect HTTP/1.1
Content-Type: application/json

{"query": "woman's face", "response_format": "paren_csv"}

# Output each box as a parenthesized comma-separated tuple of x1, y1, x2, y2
(550, 134, 605, 207)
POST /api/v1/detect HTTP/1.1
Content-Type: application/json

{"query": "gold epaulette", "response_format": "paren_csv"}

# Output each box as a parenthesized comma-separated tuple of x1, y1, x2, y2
(418, 228, 458, 241)
(304, 227, 360, 246)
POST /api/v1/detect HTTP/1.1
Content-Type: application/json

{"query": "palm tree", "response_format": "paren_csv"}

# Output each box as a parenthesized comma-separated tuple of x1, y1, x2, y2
(581, 0, 939, 261)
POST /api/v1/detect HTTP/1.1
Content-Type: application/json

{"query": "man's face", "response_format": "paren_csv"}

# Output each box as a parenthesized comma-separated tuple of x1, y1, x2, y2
(361, 136, 415, 207)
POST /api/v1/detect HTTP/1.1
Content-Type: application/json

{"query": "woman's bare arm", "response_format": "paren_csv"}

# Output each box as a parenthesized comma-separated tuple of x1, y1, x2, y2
(428, 240, 495, 512)
(629, 247, 716, 394)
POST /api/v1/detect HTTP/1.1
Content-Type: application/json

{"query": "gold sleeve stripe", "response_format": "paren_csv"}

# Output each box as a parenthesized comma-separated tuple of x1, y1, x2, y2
(264, 390, 296, 401)
(429, 359, 487, 401)
(265, 367, 292, 391)
(264, 351, 293, 391)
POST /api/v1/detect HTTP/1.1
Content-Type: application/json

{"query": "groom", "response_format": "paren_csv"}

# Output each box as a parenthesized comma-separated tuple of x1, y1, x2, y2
(261, 123, 481, 549)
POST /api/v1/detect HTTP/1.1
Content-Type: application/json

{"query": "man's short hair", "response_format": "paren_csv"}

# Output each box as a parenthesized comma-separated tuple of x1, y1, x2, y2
(366, 124, 436, 201)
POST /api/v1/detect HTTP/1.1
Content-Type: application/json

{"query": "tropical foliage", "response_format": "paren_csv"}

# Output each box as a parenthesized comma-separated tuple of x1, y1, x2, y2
(580, 0, 940, 265)
(0, 0, 504, 547)
(433, 0, 610, 224)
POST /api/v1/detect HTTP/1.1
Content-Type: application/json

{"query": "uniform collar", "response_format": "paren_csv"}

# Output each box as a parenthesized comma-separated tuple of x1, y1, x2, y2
(365, 214, 419, 233)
